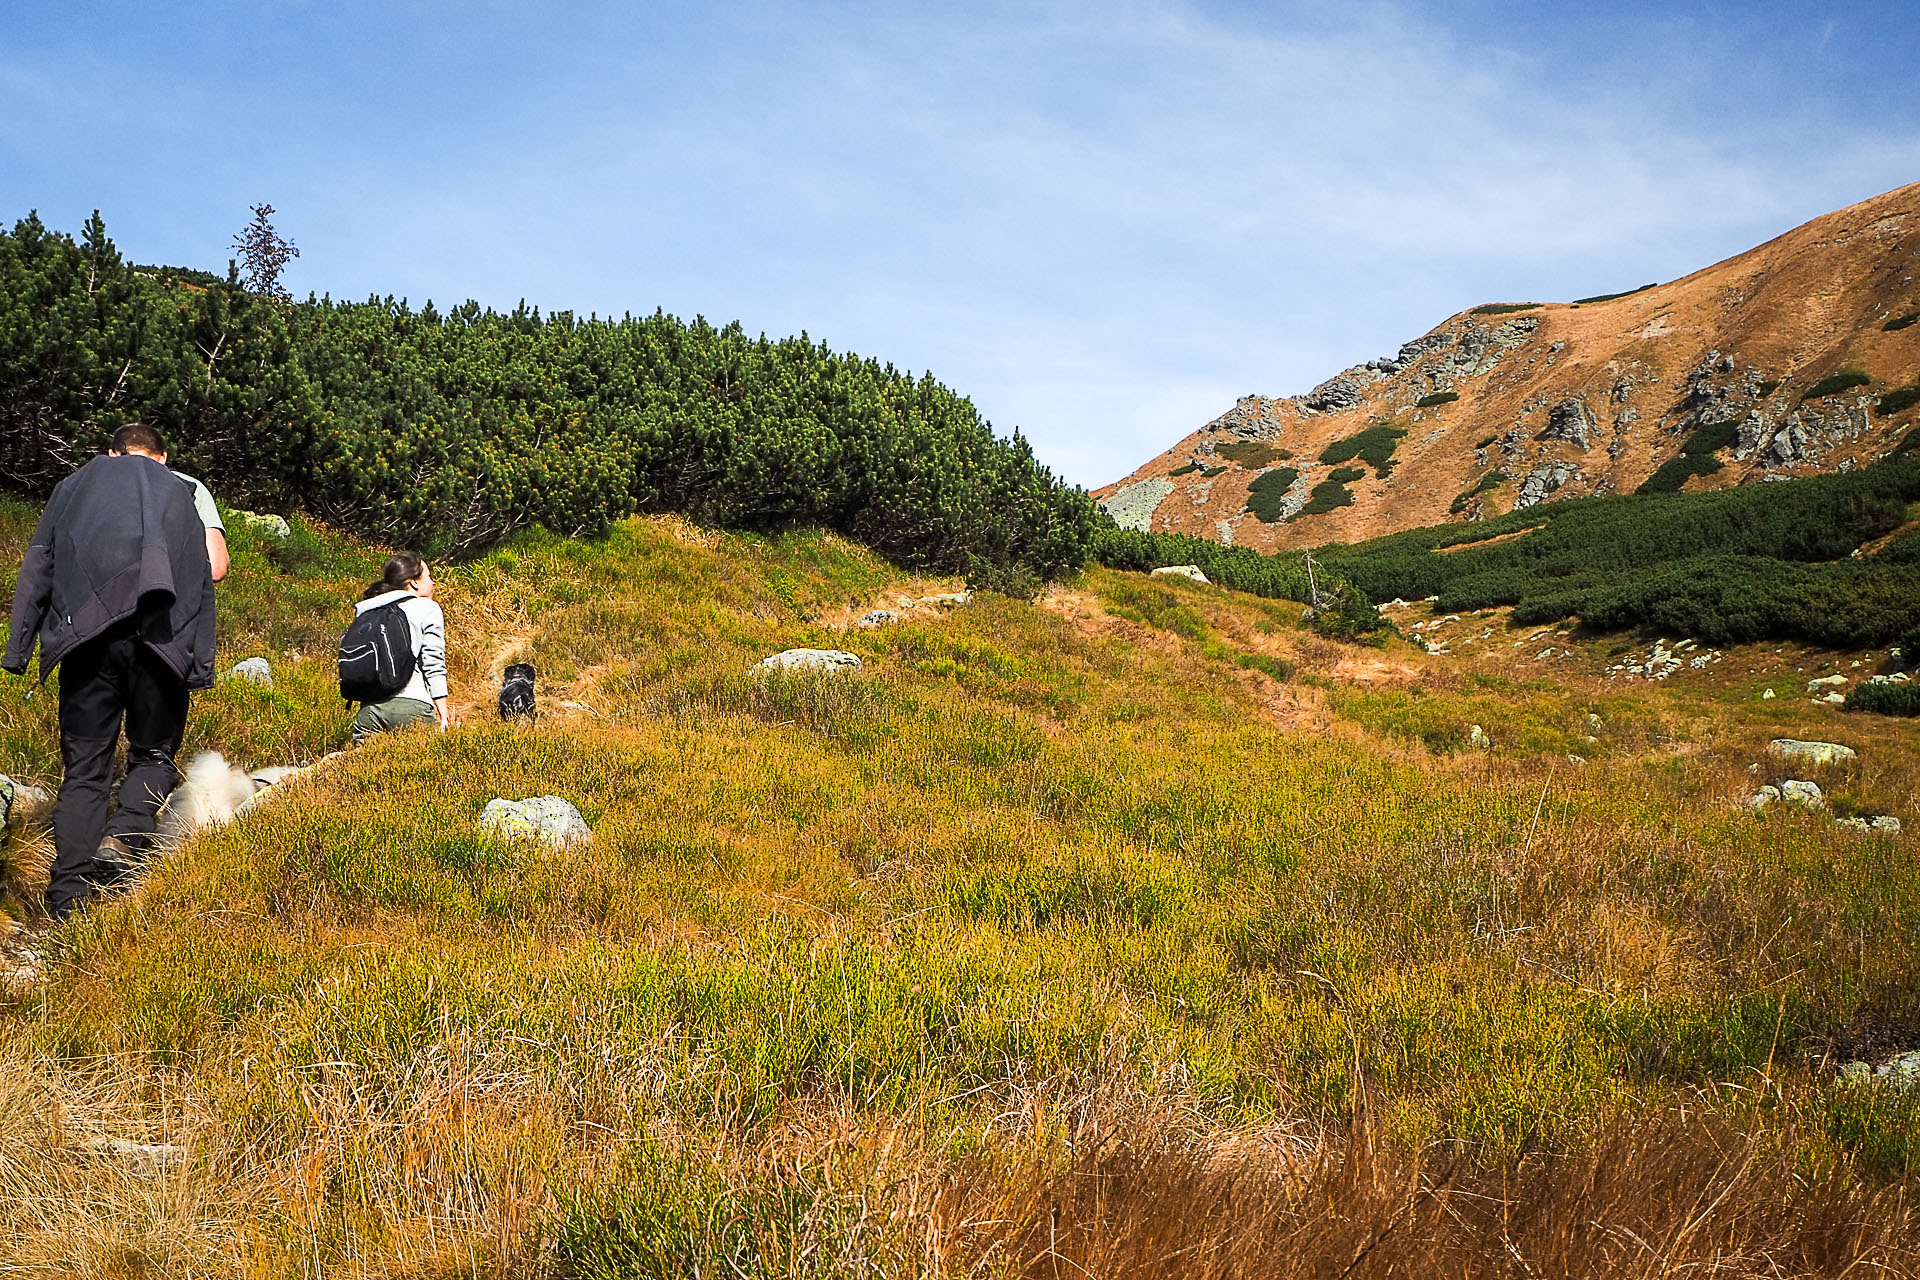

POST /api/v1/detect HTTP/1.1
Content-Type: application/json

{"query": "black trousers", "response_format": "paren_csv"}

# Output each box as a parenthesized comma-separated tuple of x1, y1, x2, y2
(48, 621, 188, 918)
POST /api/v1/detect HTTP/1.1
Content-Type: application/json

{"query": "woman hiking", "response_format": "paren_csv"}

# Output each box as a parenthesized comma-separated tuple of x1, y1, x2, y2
(348, 553, 451, 741)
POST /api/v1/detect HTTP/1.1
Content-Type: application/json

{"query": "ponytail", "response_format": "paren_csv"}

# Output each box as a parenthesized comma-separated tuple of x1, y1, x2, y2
(364, 552, 427, 599)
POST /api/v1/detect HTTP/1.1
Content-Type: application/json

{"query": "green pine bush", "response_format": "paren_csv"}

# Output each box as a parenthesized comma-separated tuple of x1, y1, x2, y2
(1246, 467, 1300, 523)
(1803, 369, 1872, 400)
(0, 212, 1095, 581)
(1844, 680, 1920, 716)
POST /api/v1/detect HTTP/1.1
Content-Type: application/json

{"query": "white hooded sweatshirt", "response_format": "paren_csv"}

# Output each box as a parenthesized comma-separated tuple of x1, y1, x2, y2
(353, 590, 448, 704)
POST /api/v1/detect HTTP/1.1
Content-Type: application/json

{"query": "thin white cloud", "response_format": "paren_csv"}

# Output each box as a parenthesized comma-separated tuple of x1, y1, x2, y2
(3, 0, 1916, 489)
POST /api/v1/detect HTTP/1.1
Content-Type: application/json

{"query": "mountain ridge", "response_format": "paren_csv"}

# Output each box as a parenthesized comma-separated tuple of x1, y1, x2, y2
(1097, 180, 1920, 549)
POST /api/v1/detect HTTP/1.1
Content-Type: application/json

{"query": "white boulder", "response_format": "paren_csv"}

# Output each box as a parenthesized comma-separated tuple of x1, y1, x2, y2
(1767, 739, 1856, 768)
(754, 648, 863, 674)
(477, 796, 591, 849)
(1150, 565, 1211, 584)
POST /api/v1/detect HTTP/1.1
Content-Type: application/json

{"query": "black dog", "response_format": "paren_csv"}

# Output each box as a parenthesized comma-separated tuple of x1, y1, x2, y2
(498, 663, 537, 720)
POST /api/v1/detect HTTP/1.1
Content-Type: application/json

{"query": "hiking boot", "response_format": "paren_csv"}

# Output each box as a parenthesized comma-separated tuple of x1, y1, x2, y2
(96, 834, 145, 874)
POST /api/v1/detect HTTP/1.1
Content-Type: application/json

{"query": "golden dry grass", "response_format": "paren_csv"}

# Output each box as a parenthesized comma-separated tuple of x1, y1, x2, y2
(1, 505, 1917, 1275)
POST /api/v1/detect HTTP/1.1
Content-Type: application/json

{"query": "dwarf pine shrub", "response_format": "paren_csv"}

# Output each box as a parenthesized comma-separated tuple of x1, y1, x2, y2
(1246, 467, 1300, 523)
(1843, 679, 1920, 717)
(0, 212, 1095, 581)
(1803, 368, 1872, 400)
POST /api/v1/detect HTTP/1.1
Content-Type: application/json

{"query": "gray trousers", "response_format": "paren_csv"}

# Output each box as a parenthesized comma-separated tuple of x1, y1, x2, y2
(352, 696, 435, 742)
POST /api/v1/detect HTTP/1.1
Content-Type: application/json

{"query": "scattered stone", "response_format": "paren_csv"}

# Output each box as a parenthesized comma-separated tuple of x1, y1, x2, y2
(1840, 1050, 1920, 1093)
(1761, 689, 1776, 700)
(916, 592, 972, 608)
(1806, 674, 1848, 692)
(1818, 692, 1845, 705)
(233, 510, 292, 538)
(1150, 565, 1211, 584)
(754, 648, 864, 674)
(1768, 739, 1856, 768)
(855, 610, 898, 628)
(1836, 815, 1903, 836)
(1467, 724, 1490, 749)
(77, 1137, 187, 1166)
(1779, 779, 1825, 808)
(226, 657, 273, 689)
(1584, 713, 1604, 733)
(477, 796, 592, 849)
(1567, 754, 1586, 766)
(1747, 785, 1781, 810)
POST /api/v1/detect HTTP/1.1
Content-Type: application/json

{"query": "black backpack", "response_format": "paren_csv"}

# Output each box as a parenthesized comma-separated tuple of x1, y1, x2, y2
(338, 600, 415, 703)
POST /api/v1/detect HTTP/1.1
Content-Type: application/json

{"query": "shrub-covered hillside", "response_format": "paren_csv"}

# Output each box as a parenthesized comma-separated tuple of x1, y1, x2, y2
(0, 212, 1093, 581)
(1100, 455, 1920, 647)
(2, 503, 1917, 1275)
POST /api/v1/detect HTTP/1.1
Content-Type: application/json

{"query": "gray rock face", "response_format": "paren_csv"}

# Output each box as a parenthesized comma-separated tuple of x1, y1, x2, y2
(1767, 739, 1857, 768)
(754, 648, 863, 674)
(1102, 477, 1175, 531)
(1150, 565, 1211, 584)
(1303, 372, 1373, 413)
(1538, 397, 1595, 449)
(1513, 462, 1578, 509)
(1732, 410, 1769, 460)
(1394, 331, 1457, 367)
(1203, 397, 1286, 439)
(227, 657, 273, 689)
(477, 796, 592, 849)
(855, 610, 898, 628)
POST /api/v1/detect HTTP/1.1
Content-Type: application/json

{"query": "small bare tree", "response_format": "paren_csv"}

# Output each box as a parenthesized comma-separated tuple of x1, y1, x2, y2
(232, 203, 300, 303)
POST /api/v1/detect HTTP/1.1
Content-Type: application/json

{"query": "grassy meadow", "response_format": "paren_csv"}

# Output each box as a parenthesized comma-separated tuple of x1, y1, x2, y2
(1, 499, 1917, 1277)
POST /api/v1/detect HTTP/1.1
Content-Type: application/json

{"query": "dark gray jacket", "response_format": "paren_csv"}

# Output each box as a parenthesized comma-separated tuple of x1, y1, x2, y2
(4, 454, 217, 690)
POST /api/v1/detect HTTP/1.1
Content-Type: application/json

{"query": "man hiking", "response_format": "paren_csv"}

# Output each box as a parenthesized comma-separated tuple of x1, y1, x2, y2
(3, 424, 218, 919)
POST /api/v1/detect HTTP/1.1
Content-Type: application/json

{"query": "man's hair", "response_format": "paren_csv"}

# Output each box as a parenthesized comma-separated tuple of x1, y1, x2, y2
(110, 423, 167, 456)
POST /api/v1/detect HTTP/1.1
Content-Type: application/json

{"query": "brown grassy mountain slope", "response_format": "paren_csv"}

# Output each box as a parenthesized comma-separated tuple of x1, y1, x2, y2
(1097, 180, 1920, 550)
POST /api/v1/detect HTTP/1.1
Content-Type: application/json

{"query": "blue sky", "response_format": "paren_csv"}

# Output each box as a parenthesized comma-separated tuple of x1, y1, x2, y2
(5, 1, 1917, 488)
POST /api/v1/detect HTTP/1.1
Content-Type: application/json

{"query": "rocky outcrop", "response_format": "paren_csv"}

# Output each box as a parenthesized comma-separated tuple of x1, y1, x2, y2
(1539, 397, 1595, 449)
(1513, 462, 1579, 509)
(1150, 565, 1210, 584)
(1303, 372, 1375, 413)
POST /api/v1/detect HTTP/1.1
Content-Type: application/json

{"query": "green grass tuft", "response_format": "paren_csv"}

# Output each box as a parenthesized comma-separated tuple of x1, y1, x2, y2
(1416, 391, 1461, 408)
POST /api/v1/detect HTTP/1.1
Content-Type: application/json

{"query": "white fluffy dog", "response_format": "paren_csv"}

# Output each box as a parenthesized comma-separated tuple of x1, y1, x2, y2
(155, 752, 303, 846)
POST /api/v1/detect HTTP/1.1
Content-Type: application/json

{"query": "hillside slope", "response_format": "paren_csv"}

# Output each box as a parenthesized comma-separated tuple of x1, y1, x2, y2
(1098, 180, 1920, 550)
(1, 506, 1916, 1274)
